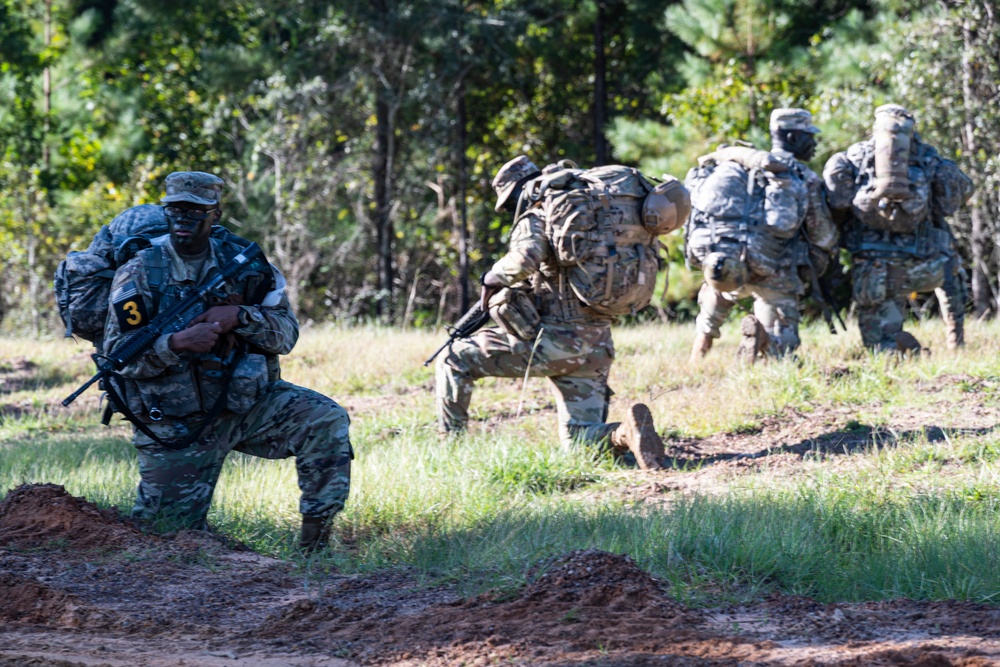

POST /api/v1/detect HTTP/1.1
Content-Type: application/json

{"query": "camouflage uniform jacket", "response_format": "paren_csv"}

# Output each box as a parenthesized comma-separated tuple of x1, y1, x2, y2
(103, 233, 298, 425)
(823, 138, 973, 259)
(491, 208, 613, 325)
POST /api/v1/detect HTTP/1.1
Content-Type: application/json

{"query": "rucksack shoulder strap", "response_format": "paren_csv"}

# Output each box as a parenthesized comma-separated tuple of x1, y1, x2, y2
(137, 244, 170, 313)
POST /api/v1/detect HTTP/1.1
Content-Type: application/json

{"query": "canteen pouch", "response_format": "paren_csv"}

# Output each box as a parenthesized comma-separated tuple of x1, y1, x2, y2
(642, 175, 691, 236)
(489, 288, 542, 341)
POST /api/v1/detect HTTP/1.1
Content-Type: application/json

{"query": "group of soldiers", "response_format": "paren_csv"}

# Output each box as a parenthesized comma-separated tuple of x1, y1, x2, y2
(438, 103, 972, 475)
(85, 104, 972, 553)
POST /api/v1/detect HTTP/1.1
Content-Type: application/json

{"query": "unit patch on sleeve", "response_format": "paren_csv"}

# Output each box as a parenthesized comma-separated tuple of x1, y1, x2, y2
(111, 281, 149, 332)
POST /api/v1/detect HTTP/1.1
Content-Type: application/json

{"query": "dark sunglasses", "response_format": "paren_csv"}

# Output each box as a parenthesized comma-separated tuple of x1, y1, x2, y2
(163, 206, 219, 221)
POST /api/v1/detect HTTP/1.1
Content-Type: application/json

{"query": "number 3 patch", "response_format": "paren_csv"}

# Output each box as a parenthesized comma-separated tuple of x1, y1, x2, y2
(111, 281, 149, 332)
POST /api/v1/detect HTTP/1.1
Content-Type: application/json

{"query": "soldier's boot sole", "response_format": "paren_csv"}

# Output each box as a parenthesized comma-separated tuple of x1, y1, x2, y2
(737, 315, 768, 366)
(623, 403, 664, 471)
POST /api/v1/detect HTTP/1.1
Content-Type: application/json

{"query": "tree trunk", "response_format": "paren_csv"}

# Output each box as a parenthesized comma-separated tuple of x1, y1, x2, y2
(374, 87, 394, 322)
(457, 80, 470, 313)
(961, 17, 991, 316)
(593, 2, 608, 165)
(43, 0, 52, 172)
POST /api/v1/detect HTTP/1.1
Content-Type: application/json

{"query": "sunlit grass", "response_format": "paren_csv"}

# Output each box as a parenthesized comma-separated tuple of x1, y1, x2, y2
(2, 317, 1000, 603)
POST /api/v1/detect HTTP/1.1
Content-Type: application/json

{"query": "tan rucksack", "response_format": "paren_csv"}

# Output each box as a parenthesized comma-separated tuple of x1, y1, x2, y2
(521, 163, 688, 317)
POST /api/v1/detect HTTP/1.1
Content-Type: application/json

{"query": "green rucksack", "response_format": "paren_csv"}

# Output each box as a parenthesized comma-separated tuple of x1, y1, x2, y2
(522, 163, 688, 317)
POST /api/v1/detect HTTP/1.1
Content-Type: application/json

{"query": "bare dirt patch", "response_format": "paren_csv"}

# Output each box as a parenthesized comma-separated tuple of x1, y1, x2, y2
(589, 396, 1000, 505)
(1, 487, 999, 666)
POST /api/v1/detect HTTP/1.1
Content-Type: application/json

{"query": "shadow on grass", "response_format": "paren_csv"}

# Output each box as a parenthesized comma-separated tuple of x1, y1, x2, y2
(663, 424, 999, 468)
(0, 360, 80, 397)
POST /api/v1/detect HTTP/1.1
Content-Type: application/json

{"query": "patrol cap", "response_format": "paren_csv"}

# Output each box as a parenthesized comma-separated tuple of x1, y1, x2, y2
(161, 171, 225, 206)
(874, 103, 914, 121)
(769, 108, 820, 134)
(491, 156, 541, 212)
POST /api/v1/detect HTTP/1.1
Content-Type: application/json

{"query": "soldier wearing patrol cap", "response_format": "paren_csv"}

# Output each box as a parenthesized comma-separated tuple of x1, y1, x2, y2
(102, 171, 353, 552)
(435, 156, 666, 470)
(690, 108, 838, 362)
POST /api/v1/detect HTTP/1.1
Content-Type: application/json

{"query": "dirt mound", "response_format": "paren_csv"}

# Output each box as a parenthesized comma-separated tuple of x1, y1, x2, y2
(520, 548, 667, 610)
(0, 573, 114, 628)
(267, 549, 704, 664)
(0, 484, 148, 550)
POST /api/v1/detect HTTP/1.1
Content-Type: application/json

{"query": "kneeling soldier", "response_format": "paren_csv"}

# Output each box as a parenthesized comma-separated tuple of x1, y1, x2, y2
(103, 171, 352, 552)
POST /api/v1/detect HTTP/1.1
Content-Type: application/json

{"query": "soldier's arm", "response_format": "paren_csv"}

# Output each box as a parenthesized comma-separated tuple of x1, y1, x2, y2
(232, 266, 299, 355)
(488, 211, 550, 286)
(103, 257, 181, 379)
(931, 157, 975, 219)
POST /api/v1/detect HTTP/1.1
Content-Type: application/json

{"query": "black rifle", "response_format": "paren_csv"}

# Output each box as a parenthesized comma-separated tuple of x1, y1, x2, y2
(811, 262, 848, 334)
(797, 229, 847, 335)
(423, 302, 491, 366)
(62, 242, 263, 408)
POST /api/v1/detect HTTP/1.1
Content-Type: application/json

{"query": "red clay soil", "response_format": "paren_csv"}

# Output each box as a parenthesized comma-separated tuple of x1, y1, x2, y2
(267, 549, 707, 663)
(1, 484, 999, 666)
(0, 483, 149, 550)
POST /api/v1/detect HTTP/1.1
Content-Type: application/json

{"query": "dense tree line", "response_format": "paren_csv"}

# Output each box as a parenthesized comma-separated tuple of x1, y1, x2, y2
(1, 0, 997, 333)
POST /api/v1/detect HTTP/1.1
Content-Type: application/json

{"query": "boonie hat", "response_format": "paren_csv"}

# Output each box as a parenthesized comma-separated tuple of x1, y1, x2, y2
(161, 171, 225, 206)
(769, 108, 821, 134)
(491, 156, 541, 212)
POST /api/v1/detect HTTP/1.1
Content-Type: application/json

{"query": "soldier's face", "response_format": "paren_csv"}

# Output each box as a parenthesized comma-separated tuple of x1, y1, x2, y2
(790, 131, 818, 161)
(165, 202, 218, 255)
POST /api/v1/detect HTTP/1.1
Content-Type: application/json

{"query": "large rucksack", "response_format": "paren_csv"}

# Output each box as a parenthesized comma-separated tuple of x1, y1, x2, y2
(521, 163, 688, 317)
(684, 146, 808, 281)
(848, 140, 933, 234)
(54, 205, 246, 344)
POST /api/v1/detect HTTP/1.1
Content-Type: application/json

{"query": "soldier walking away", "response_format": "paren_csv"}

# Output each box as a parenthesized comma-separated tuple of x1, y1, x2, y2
(435, 156, 689, 470)
(101, 172, 353, 552)
(823, 105, 973, 352)
(687, 108, 838, 363)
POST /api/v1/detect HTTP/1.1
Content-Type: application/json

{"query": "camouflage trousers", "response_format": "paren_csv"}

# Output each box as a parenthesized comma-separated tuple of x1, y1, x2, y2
(435, 322, 616, 448)
(131, 380, 352, 528)
(853, 253, 966, 350)
(695, 282, 801, 355)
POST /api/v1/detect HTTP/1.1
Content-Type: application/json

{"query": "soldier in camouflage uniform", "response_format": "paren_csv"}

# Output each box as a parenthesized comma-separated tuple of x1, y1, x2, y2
(690, 108, 838, 361)
(103, 172, 352, 552)
(435, 156, 665, 470)
(823, 105, 973, 351)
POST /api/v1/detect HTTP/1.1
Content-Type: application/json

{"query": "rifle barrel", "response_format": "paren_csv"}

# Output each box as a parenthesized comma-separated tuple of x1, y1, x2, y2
(62, 373, 101, 407)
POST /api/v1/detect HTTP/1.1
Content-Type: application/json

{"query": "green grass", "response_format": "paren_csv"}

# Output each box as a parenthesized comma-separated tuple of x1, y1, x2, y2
(2, 318, 1000, 604)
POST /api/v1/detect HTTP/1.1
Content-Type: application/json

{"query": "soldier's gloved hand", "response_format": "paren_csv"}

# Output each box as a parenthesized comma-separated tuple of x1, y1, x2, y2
(190, 305, 242, 334)
(480, 271, 504, 310)
(169, 322, 222, 353)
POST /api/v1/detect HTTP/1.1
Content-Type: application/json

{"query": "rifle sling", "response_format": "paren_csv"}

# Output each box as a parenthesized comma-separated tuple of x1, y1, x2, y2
(104, 345, 244, 451)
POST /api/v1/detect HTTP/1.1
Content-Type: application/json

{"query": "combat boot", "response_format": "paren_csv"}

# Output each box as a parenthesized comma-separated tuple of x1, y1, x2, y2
(299, 514, 332, 554)
(737, 315, 769, 365)
(893, 331, 926, 357)
(610, 403, 664, 470)
(690, 333, 713, 362)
